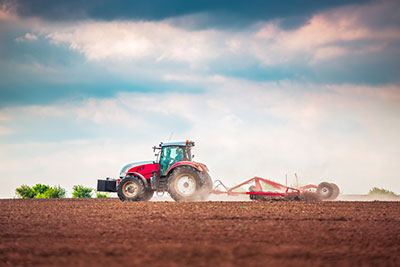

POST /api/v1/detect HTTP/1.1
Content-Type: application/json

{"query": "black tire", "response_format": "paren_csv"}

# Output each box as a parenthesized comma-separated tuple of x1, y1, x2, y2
(141, 189, 154, 201)
(330, 183, 340, 200)
(316, 182, 335, 200)
(117, 176, 145, 201)
(168, 166, 208, 202)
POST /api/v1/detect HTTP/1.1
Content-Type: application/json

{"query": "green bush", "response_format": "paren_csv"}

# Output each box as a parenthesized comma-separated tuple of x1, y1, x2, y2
(48, 186, 66, 198)
(96, 192, 109, 198)
(15, 184, 66, 199)
(15, 185, 35, 199)
(32, 184, 50, 195)
(72, 185, 93, 198)
(368, 187, 397, 197)
(35, 186, 66, 199)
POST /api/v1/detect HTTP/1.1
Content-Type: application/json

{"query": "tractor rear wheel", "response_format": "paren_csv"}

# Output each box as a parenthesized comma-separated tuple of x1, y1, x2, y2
(168, 166, 209, 202)
(117, 176, 146, 201)
(199, 172, 213, 200)
(316, 182, 335, 200)
(142, 189, 154, 201)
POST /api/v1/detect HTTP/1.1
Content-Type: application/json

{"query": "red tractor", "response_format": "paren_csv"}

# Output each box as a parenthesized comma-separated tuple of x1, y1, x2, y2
(97, 140, 212, 202)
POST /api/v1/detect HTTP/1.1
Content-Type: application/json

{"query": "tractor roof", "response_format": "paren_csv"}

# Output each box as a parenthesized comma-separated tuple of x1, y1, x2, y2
(160, 140, 195, 147)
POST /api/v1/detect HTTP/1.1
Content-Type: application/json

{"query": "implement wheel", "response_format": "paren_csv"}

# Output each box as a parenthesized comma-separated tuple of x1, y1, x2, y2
(330, 183, 340, 200)
(317, 182, 335, 200)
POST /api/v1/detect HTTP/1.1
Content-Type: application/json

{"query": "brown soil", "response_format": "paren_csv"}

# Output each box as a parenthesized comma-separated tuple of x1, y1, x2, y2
(0, 199, 399, 266)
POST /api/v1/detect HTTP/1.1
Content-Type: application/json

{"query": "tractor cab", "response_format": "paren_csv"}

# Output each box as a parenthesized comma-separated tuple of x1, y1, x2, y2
(157, 141, 194, 175)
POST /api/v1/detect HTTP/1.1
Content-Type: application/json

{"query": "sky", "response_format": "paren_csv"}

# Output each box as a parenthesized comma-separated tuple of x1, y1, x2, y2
(0, 0, 399, 198)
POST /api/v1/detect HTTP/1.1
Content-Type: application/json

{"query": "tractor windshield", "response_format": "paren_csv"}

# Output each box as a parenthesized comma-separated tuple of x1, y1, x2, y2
(159, 146, 191, 175)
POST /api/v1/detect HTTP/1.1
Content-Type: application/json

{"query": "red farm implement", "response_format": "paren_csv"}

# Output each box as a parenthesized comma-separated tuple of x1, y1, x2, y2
(212, 176, 339, 201)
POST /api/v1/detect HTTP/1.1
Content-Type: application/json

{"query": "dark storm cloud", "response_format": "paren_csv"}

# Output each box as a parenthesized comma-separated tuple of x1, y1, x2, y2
(12, 0, 370, 28)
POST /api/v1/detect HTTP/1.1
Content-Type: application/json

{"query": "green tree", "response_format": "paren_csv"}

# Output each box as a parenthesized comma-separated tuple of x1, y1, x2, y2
(15, 185, 35, 199)
(72, 185, 93, 198)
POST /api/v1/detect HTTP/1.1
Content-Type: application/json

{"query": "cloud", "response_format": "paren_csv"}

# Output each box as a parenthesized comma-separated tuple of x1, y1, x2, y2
(0, 1, 17, 21)
(38, 0, 400, 81)
(253, 1, 400, 64)
(0, 9, 11, 21)
(0, 0, 399, 107)
(46, 21, 221, 65)
(0, 113, 12, 135)
(15, 32, 38, 42)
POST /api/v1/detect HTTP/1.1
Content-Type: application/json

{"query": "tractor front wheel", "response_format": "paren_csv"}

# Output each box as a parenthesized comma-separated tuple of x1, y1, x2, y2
(118, 176, 146, 201)
(168, 166, 209, 202)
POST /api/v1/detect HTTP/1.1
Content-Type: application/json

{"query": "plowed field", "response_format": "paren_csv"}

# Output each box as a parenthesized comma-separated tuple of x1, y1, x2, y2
(1, 199, 399, 266)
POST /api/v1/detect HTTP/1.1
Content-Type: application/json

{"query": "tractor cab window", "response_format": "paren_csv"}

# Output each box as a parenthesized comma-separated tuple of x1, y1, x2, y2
(159, 146, 190, 175)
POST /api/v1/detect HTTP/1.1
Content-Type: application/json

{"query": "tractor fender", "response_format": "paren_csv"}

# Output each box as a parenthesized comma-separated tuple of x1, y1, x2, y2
(166, 161, 208, 176)
(125, 172, 149, 187)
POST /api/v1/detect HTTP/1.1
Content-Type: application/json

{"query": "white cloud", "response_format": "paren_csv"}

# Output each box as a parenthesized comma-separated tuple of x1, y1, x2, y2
(29, 0, 398, 70)
(0, 0, 397, 79)
(46, 21, 222, 67)
(15, 32, 38, 42)
(253, 1, 400, 65)
(0, 126, 12, 135)
(0, 113, 12, 135)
